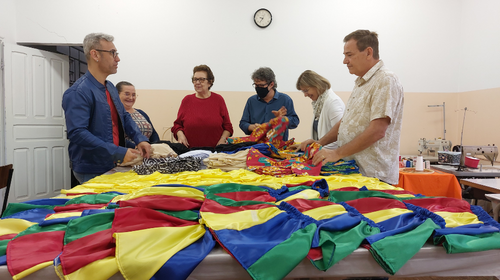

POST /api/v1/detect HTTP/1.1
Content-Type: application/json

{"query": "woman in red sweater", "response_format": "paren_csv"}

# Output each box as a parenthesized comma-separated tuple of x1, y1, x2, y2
(172, 65, 234, 148)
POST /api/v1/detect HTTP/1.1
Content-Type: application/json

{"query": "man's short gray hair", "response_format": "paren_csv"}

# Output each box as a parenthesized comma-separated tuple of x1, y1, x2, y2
(83, 33, 114, 60)
(251, 67, 277, 90)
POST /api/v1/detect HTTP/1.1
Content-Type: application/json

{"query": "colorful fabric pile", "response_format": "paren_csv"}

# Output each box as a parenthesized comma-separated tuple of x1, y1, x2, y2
(1, 170, 500, 279)
(228, 116, 294, 149)
(246, 142, 323, 176)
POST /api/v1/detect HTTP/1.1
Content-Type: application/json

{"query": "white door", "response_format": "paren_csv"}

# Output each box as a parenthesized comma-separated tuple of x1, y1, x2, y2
(3, 43, 70, 204)
(0, 40, 4, 166)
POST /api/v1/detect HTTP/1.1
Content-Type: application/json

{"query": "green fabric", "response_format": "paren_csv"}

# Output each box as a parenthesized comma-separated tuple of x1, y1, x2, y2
(369, 218, 439, 275)
(13, 223, 67, 240)
(204, 183, 269, 195)
(248, 223, 316, 280)
(65, 193, 121, 205)
(1, 203, 54, 218)
(0, 239, 9, 255)
(288, 186, 314, 192)
(312, 220, 380, 271)
(157, 210, 199, 221)
(434, 231, 500, 254)
(328, 190, 432, 203)
(204, 195, 275, 207)
(63, 212, 114, 245)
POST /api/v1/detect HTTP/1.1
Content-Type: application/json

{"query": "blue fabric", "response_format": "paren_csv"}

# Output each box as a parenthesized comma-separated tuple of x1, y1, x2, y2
(21, 198, 69, 206)
(239, 91, 299, 141)
(81, 209, 116, 216)
(0, 255, 6, 266)
(151, 228, 215, 280)
(62, 71, 148, 174)
(213, 211, 311, 270)
(125, 109, 160, 148)
(310, 212, 363, 248)
(2, 208, 55, 223)
(434, 224, 500, 237)
(223, 143, 271, 156)
(39, 216, 79, 226)
(366, 213, 427, 243)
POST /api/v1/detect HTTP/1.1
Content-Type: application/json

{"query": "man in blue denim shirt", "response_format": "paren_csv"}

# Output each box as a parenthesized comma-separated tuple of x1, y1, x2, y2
(239, 67, 300, 141)
(62, 33, 151, 184)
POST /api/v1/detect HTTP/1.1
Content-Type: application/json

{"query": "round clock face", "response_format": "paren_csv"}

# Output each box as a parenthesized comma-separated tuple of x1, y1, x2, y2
(254, 8, 272, 28)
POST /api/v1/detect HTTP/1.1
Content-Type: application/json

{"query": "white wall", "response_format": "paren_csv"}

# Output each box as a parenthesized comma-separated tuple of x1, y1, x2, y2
(458, 0, 500, 92)
(8, 0, 490, 93)
(0, 0, 16, 43)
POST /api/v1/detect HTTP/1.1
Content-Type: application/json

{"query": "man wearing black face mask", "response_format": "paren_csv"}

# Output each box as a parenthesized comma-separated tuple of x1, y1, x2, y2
(239, 67, 300, 141)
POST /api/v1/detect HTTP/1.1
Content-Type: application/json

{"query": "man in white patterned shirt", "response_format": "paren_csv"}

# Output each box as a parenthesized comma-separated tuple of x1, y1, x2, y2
(303, 29, 404, 185)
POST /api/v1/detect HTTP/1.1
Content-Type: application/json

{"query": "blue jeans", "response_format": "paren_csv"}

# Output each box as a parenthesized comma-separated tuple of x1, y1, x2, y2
(73, 171, 102, 184)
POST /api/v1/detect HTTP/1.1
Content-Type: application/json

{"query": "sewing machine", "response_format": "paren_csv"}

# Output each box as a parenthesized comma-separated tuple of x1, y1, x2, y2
(457, 145, 498, 169)
(417, 138, 452, 162)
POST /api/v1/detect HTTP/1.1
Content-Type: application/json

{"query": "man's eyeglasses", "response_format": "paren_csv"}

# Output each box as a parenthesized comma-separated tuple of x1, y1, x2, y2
(252, 83, 268, 88)
(192, 77, 208, 83)
(95, 49, 119, 58)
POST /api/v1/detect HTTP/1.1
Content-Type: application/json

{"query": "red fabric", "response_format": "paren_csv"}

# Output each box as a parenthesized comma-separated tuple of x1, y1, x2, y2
(53, 203, 107, 212)
(307, 247, 323, 261)
(112, 208, 198, 233)
(247, 145, 322, 176)
(59, 228, 115, 275)
(334, 187, 361, 191)
(395, 169, 462, 199)
(117, 195, 203, 211)
(344, 197, 408, 214)
(106, 89, 119, 146)
(200, 199, 275, 214)
(286, 198, 335, 213)
(215, 191, 276, 202)
(172, 93, 233, 147)
(0, 233, 17, 241)
(404, 197, 473, 213)
(229, 116, 292, 149)
(7, 231, 65, 276)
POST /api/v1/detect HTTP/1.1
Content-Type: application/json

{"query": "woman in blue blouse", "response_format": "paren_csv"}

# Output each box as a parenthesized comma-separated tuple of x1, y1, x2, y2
(117, 81, 160, 148)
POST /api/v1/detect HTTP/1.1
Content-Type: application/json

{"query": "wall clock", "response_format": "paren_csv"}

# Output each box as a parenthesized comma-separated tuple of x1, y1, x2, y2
(254, 8, 272, 28)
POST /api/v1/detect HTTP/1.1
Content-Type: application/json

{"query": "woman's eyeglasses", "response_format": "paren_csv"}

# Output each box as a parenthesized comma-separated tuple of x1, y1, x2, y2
(192, 77, 208, 83)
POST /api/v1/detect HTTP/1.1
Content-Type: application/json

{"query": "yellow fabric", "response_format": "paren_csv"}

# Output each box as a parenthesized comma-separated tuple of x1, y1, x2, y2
(434, 211, 483, 228)
(302, 204, 347, 220)
(0, 218, 36, 236)
(63, 256, 118, 280)
(201, 207, 283, 231)
(276, 189, 322, 203)
(110, 186, 204, 203)
(61, 169, 401, 195)
(13, 260, 53, 280)
(45, 212, 83, 220)
(114, 224, 205, 280)
(364, 208, 414, 224)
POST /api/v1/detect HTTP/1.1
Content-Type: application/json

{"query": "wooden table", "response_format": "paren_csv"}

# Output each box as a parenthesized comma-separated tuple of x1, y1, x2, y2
(460, 179, 500, 221)
(460, 178, 500, 193)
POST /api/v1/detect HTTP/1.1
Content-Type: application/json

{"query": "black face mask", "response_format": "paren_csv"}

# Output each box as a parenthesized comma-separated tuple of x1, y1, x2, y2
(255, 86, 269, 99)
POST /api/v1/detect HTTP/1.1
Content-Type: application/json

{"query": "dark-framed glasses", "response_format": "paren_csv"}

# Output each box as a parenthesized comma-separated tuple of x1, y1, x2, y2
(95, 49, 119, 58)
(192, 77, 208, 83)
(252, 83, 268, 88)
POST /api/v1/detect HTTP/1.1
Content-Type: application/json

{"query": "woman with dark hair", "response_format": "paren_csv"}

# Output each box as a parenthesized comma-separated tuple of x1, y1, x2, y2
(117, 81, 160, 147)
(172, 65, 233, 148)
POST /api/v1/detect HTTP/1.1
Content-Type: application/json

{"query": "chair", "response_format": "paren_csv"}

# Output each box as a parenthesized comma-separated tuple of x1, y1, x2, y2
(0, 164, 14, 217)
